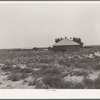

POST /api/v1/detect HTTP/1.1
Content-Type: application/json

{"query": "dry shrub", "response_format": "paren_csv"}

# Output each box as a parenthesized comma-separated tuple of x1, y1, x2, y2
(40, 63, 53, 69)
(28, 79, 36, 86)
(7, 73, 22, 81)
(0, 82, 2, 85)
(42, 75, 85, 89)
(4, 61, 14, 66)
(61, 81, 73, 89)
(6, 66, 33, 81)
(83, 76, 100, 89)
(7, 72, 28, 81)
(83, 78, 94, 89)
(27, 63, 35, 68)
(58, 59, 71, 67)
(62, 81, 85, 89)
(21, 72, 28, 79)
(74, 63, 87, 69)
(12, 67, 22, 73)
(21, 67, 33, 73)
(61, 72, 69, 78)
(35, 78, 50, 89)
(49, 67, 61, 75)
(42, 75, 64, 89)
(72, 70, 88, 76)
(1, 65, 13, 72)
(40, 58, 54, 64)
(94, 64, 100, 70)
(71, 82, 85, 89)
(94, 76, 100, 89)
(27, 77, 37, 86)
(33, 66, 61, 77)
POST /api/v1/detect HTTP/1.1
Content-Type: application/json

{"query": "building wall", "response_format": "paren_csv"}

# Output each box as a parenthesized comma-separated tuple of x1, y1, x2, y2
(53, 45, 80, 52)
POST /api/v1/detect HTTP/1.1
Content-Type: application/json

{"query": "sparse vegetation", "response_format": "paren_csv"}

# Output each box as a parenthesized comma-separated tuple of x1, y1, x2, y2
(94, 76, 100, 89)
(7, 73, 22, 81)
(71, 82, 85, 89)
(42, 75, 63, 88)
(1, 65, 13, 72)
(0, 47, 100, 88)
(83, 78, 94, 89)
(28, 79, 36, 86)
(58, 59, 71, 67)
(72, 70, 88, 76)
(94, 64, 100, 70)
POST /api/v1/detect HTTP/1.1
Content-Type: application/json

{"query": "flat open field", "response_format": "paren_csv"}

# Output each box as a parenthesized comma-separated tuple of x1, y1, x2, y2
(0, 47, 100, 89)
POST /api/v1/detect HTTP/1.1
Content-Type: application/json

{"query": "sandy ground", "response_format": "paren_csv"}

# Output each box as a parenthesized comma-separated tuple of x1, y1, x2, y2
(0, 69, 35, 89)
(64, 75, 84, 83)
(88, 71, 100, 80)
(64, 70, 100, 83)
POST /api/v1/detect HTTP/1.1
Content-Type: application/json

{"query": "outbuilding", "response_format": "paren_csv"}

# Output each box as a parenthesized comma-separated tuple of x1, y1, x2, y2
(53, 38, 81, 52)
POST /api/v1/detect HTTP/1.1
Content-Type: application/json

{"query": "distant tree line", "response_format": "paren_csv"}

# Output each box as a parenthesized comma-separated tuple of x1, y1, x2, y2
(72, 37, 84, 47)
(55, 37, 63, 43)
(55, 37, 67, 43)
(33, 47, 39, 51)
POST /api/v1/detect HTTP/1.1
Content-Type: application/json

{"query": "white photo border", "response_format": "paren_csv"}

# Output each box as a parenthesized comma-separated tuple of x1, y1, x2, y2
(0, 1, 100, 99)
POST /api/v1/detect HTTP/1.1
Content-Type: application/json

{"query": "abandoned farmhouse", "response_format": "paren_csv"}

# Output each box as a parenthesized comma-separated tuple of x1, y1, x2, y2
(53, 38, 81, 52)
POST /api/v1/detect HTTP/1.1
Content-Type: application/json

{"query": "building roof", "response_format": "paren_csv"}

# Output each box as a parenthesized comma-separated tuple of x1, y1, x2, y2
(53, 38, 80, 46)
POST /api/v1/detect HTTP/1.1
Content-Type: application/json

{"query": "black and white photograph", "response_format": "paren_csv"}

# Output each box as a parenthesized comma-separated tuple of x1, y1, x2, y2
(0, 1, 100, 90)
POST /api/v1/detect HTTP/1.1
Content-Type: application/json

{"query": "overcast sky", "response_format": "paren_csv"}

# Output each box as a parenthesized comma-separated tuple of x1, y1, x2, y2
(0, 2, 100, 48)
